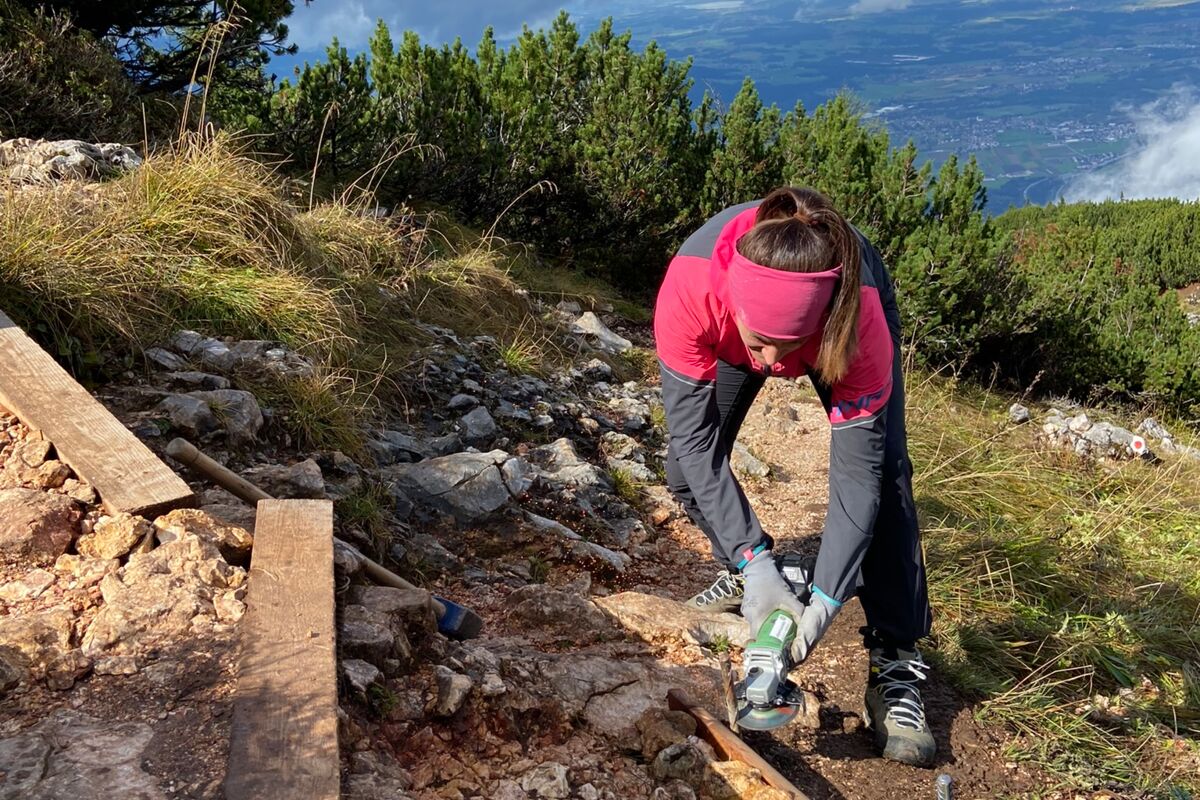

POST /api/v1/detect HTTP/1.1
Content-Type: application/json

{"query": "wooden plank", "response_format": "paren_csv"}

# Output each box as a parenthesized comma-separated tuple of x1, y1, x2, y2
(225, 499, 339, 800)
(0, 311, 196, 517)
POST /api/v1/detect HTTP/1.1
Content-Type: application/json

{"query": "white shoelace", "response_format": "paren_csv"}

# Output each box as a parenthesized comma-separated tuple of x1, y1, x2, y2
(872, 652, 929, 731)
(698, 571, 742, 603)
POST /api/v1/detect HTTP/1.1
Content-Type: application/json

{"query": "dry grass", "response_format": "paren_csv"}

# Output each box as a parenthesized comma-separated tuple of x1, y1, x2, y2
(909, 372, 1200, 795)
(0, 133, 560, 450)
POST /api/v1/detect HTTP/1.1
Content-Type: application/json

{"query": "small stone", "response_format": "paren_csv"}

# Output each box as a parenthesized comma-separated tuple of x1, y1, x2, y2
(448, 393, 479, 411)
(1068, 413, 1092, 434)
(0, 488, 80, 565)
(341, 659, 382, 695)
(153, 508, 253, 565)
(214, 591, 246, 624)
(571, 313, 633, 354)
(0, 568, 56, 603)
(520, 762, 570, 799)
(77, 513, 152, 560)
(157, 394, 220, 438)
(94, 655, 139, 676)
(171, 329, 204, 354)
(582, 358, 613, 380)
(459, 407, 497, 446)
(433, 665, 474, 716)
(45, 650, 91, 691)
(241, 459, 326, 499)
(144, 347, 187, 370)
(731, 442, 770, 478)
(651, 740, 711, 782)
(636, 707, 697, 760)
(164, 370, 231, 390)
(188, 389, 263, 444)
(1008, 403, 1031, 424)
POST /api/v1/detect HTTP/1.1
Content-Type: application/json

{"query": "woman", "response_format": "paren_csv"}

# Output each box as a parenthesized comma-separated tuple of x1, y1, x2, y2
(654, 187, 935, 766)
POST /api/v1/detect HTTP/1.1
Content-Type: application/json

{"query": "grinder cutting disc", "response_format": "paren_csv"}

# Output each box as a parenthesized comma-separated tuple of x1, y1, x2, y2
(734, 680, 807, 731)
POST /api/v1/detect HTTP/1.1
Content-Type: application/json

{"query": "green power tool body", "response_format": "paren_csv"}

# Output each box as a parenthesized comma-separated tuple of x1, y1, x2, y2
(734, 608, 809, 730)
(733, 554, 815, 731)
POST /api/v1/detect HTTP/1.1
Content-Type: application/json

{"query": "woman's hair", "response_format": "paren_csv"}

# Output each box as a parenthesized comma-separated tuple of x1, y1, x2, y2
(736, 186, 862, 382)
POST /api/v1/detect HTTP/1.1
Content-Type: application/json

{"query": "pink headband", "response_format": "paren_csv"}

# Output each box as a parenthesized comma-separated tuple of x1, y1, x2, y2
(727, 248, 841, 340)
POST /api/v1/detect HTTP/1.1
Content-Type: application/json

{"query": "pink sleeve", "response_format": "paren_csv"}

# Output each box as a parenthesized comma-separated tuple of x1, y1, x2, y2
(829, 288, 894, 428)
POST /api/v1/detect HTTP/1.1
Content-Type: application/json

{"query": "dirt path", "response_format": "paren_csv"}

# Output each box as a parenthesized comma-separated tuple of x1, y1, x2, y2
(625, 378, 1047, 800)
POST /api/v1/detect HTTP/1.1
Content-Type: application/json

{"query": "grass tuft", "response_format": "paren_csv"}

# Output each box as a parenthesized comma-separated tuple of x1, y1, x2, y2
(910, 372, 1200, 793)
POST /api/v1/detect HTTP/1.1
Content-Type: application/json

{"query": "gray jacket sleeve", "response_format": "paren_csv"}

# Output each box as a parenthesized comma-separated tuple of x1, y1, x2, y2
(660, 360, 769, 569)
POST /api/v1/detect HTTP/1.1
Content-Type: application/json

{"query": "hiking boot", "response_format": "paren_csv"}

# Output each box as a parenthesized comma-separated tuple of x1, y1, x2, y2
(684, 569, 745, 614)
(863, 646, 936, 767)
(686, 555, 814, 615)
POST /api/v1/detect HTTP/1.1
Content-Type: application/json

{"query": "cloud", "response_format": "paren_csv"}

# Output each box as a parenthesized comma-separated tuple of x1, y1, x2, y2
(849, 0, 912, 13)
(1065, 87, 1200, 202)
(284, 0, 579, 54)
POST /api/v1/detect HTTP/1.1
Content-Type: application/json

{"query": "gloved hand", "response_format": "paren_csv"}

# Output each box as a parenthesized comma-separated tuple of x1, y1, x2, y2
(789, 589, 841, 664)
(739, 549, 808, 640)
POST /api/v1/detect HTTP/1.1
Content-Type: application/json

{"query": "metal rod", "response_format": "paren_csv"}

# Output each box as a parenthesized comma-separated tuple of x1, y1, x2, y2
(667, 689, 810, 800)
(164, 437, 447, 617)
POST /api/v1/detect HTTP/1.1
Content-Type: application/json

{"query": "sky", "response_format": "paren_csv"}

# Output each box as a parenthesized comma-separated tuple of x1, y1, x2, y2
(282, 0, 580, 55)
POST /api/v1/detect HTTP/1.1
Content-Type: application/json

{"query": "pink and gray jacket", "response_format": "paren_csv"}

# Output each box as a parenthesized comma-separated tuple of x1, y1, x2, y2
(654, 202, 899, 606)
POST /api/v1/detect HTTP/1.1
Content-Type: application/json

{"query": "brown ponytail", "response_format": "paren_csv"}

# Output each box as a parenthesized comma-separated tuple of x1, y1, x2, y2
(735, 186, 862, 383)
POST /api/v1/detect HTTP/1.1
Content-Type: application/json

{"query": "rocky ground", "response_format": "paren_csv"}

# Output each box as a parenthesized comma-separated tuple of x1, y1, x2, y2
(1, 299, 1176, 799)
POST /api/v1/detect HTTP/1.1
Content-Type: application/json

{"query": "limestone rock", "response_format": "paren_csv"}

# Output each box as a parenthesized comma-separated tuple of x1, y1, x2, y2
(0, 567, 56, 603)
(636, 707, 697, 760)
(0, 609, 73, 683)
(433, 665, 474, 716)
(346, 585, 438, 636)
(523, 512, 631, 572)
(153, 508, 253, 565)
(731, 442, 770, 478)
(0, 709, 164, 799)
(53, 554, 118, 588)
(0, 488, 80, 565)
(0, 138, 142, 183)
(571, 312, 633, 354)
(506, 584, 612, 639)
(520, 762, 570, 799)
(156, 393, 220, 438)
(144, 347, 187, 371)
(704, 760, 793, 800)
(76, 513, 152, 560)
(188, 389, 263, 444)
(242, 459, 326, 499)
(381, 450, 531, 523)
(164, 370, 230, 391)
(651, 740, 711, 782)
(458, 406, 497, 446)
(81, 535, 243, 658)
(529, 438, 612, 491)
(340, 604, 408, 669)
(582, 358, 613, 380)
(341, 658, 383, 695)
(367, 430, 430, 465)
(1009, 403, 1031, 424)
(599, 593, 747, 648)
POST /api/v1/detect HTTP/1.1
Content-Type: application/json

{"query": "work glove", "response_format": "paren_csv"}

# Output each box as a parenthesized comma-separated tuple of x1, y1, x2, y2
(789, 589, 841, 665)
(739, 549, 808, 641)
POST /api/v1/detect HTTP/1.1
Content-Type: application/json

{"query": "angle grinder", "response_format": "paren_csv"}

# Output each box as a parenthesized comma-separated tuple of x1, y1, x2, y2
(734, 608, 810, 730)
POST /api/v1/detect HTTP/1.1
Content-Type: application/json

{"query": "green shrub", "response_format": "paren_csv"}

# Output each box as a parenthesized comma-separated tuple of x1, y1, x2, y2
(0, 2, 151, 141)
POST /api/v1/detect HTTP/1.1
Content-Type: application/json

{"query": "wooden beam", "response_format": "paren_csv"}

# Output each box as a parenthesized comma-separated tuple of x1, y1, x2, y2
(225, 499, 339, 800)
(0, 311, 195, 517)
